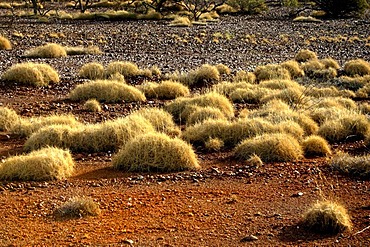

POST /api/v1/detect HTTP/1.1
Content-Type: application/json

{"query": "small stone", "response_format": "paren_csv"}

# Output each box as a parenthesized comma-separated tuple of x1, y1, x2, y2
(240, 235, 258, 242)
(122, 239, 134, 245)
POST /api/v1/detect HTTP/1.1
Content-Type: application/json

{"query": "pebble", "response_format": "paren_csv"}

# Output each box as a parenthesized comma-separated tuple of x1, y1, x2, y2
(240, 235, 258, 242)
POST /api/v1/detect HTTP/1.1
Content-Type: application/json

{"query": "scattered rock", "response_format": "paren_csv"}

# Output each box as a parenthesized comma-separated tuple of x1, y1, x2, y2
(240, 235, 258, 242)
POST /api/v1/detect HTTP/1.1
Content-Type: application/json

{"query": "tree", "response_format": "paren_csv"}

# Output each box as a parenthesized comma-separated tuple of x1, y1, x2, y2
(312, 0, 369, 17)
(177, 0, 226, 20)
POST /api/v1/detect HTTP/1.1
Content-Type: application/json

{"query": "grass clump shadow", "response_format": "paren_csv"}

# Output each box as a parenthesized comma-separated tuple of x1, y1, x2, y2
(112, 132, 200, 172)
(0, 147, 74, 181)
(330, 152, 370, 178)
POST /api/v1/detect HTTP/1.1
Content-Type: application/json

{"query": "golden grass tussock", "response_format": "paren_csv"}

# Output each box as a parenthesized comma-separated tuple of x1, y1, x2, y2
(276, 121, 305, 141)
(261, 86, 304, 105)
(344, 59, 370, 76)
(308, 107, 351, 124)
(330, 152, 370, 178)
(112, 133, 200, 172)
(281, 60, 305, 78)
(138, 80, 190, 99)
(0, 106, 20, 131)
(212, 81, 254, 96)
(293, 16, 322, 23)
(232, 70, 256, 83)
(302, 135, 331, 157)
(68, 80, 146, 103)
(1, 62, 60, 86)
(130, 108, 180, 136)
(169, 16, 192, 27)
(24, 115, 155, 153)
(0, 147, 74, 181)
(254, 64, 291, 82)
(187, 106, 227, 126)
(318, 114, 369, 143)
(215, 63, 231, 75)
(359, 102, 370, 115)
(357, 83, 370, 98)
(64, 45, 102, 55)
(205, 138, 224, 151)
(105, 61, 140, 78)
(234, 133, 303, 162)
(55, 196, 101, 218)
(0, 35, 12, 50)
(165, 92, 234, 122)
(302, 200, 352, 234)
(78, 62, 106, 80)
(186, 64, 220, 87)
(259, 79, 302, 90)
(334, 75, 370, 91)
(230, 87, 272, 104)
(295, 49, 317, 62)
(24, 43, 67, 58)
(320, 58, 340, 69)
(11, 114, 80, 137)
(304, 86, 344, 98)
(83, 99, 102, 112)
(315, 97, 357, 110)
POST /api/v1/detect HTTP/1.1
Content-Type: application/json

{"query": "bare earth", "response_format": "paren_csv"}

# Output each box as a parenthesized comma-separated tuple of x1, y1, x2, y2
(0, 10, 370, 246)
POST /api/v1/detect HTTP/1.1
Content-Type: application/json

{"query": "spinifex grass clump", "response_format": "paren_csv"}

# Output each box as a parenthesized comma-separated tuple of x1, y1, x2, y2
(138, 80, 190, 99)
(344, 59, 370, 77)
(168, 64, 220, 87)
(234, 133, 303, 162)
(112, 133, 200, 172)
(2, 62, 60, 86)
(330, 152, 370, 178)
(186, 106, 227, 126)
(55, 196, 101, 219)
(105, 61, 140, 78)
(0, 35, 12, 50)
(295, 49, 317, 62)
(254, 64, 291, 81)
(165, 92, 234, 123)
(0, 106, 20, 131)
(78, 62, 106, 80)
(68, 80, 146, 103)
(280, 60, 305, 78)
(302, 200, 352, 234)
(24, 43, 67, 58)
(24, 115, 155, 153)
(83, 99, 102, 112)
(0, 147, 74, 181)
(64, 45, 102, 56)
(302, 135, 331, 157)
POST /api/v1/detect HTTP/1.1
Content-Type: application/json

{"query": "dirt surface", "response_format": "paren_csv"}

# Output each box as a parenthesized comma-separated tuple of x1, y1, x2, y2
(1, 9, 370, 246)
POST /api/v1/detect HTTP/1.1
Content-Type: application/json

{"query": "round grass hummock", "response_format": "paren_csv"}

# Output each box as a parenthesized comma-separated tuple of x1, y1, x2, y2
(78, 62, 106, 80)
(112, 133, 200, 172)
(344, 59, 370, 77)
(0, 147, 74, 181)
(24, 43, 67, 58)
(302, 135, 331, 157)
(139, 80, 190, 99)
(302, 201, 352, 234)
(55, 196, 101, 219)
(105, 61, 140, 78)
(295, 49, 317, 62)
(234, 133, 303, 162)
(1, 62, 60, 86)
(0, 106, 20, 131)
(254, 64, 291, 82)
(68, 80, 146, 103)
(0, 35, 12, 50)
(83, 99, 102, 112)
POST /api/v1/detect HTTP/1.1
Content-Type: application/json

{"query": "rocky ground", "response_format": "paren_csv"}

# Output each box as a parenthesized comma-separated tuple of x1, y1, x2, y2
(0, 8, 370, 246)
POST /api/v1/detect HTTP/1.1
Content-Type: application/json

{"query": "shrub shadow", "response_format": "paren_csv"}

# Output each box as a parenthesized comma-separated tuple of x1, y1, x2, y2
(278, 223, 338, 243)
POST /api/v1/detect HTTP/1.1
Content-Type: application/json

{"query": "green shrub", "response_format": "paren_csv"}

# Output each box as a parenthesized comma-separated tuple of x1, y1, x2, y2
(68, 80, 146, 103)
(254, 64, 291, 82)
(0, 35, 12, 50)
(24, 43, 67, 58)
(303, 200, 352, 234)
(0, 147, 74, 181)
(139, 80, 190, 99)
(0, 107, 20, 131)
(234, 133, 303, 162)
(55, 196, 101, 218)
(78, 62, 106, 80)
(112, 133, 200, 172)
(302, 135, 331, 157)
(2, 62, 60, 86)
(312, 0, 368, 17)
(331, 152, 370, 178)
(344, 59, 370, 76)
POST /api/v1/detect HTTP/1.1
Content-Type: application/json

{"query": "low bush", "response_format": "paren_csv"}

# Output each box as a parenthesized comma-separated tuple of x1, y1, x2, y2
(68, 80, 146, 103)
(0, 147, 74, 181)
(331, 153, 370, 178)
(295, 49, 317, 63)
(254, 64, 291, 82)
(344, 59, 370, 76)
(0, 35, 12, 50)
(139, 80, 190, 99)
(11, 114, 80, 137)
(187, 106, 227, 126)
(302, 200, 352, 234)
(83, 99, 102, 112)
(234, 133, 303, 162)
(318, 114, 369, 143)
(2, 62, 60, 86)
(24, 43, 67, 58)
(55, 196, 101, 218)
(105, 61, 140, 78)
(302, 135, 331, 157)
(112, 133, 200, 172)
(78, 62, 106, 80)
(0, 107, 20, 131)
